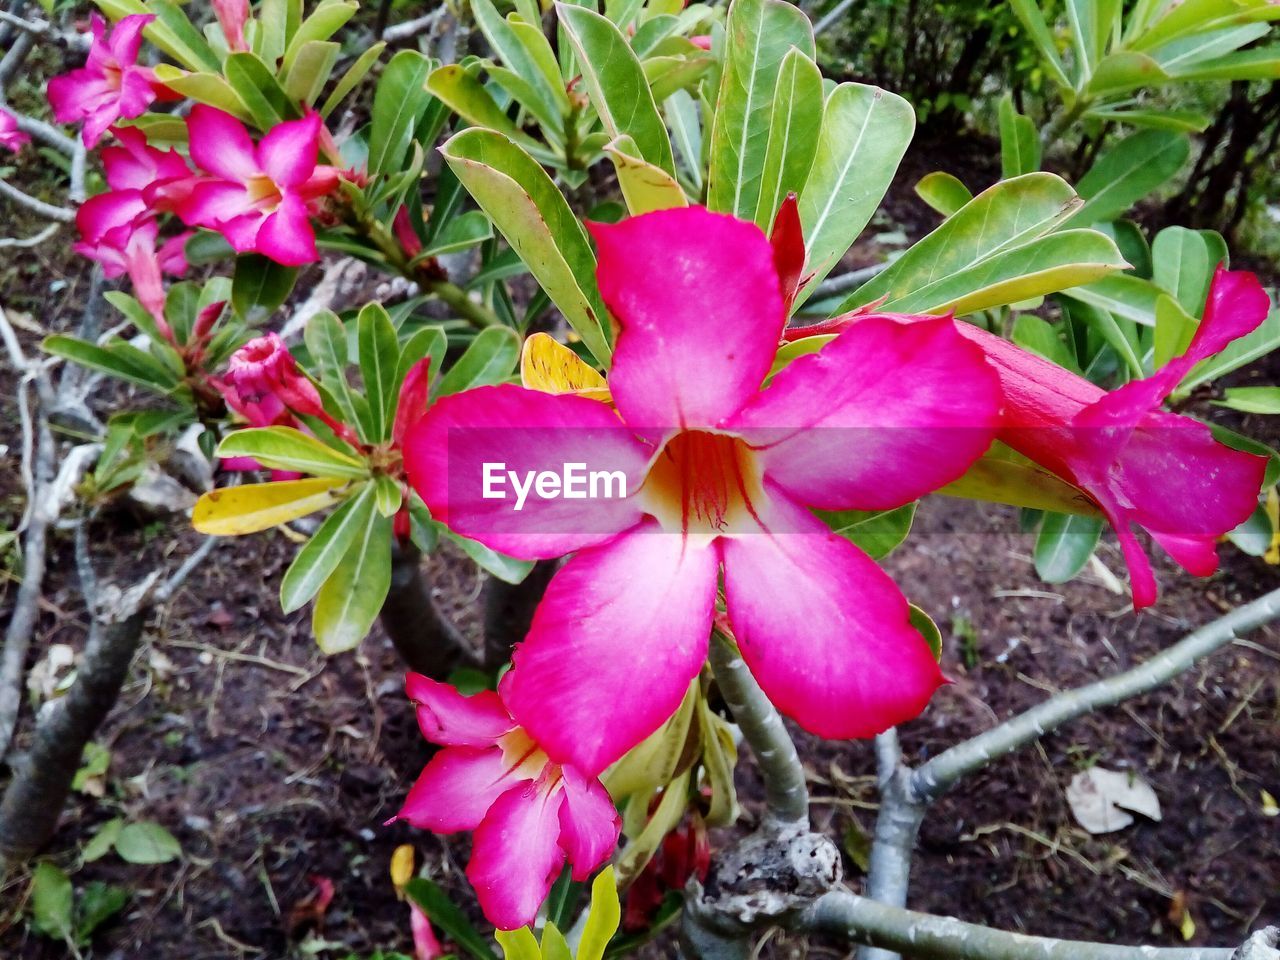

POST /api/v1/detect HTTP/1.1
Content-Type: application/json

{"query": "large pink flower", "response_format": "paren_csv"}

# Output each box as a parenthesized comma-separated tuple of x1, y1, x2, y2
(951, 268, 1268, 608)
(0, 108, 30, 153)
(47, 14, 160, 147)
(175, 106, 339, 267)
(405, 206, 1002, 775)
(393, 674, 620, 931)
(74, 189, 188, 329)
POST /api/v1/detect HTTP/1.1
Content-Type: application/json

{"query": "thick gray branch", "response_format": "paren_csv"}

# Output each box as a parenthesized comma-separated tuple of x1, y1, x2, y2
(804, 890, 1237, 960)
(708, 631, 808, 825)
(911, 587, 1280, 803)
(0, 178, 75, 222)
(860, 731, 925, 960)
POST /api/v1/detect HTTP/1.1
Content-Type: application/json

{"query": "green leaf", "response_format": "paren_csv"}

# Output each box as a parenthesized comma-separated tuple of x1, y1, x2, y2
(151, 64, 252, 120)
(232, 254, 298, 322)
(30, 862, 73, 941)
(224, 51, 294, 129)
(914, 171, 972, 218)
(1216, 386, 1280, 414)
(312, 510, 392, 653)
(421, 210, 496, 257)
(472, 0, 567, 132)
(254, 0, 289, 64)
(216, 427, 369, 479)
(558, 3, 674, 174)
(42, 335, 180, 392)
(940, 443, 1102, 517)
(426, 64, 552, 160)
(115, 822, 182, 864)
(82, 818, 124, 863)
(707, 0, 814, 221)
(74, 882, 129, 944)
(356, 303, 400, 443)
(72, 741, 111, 794)
(284, 40, 340, 105)
(368, 50, 436, 176)
(103, 290, 166, 344)
(1067, 130, 1190, 227)
(496, 928, 541, 960)
(1009, 0, 1072, 88)
(320, 41, 385, 118)
(540, 923, 573, 960)
(816, 503, 916, 559)
(1065, 300, 1144, 379)
(1085, 105, 1211, 133)
(405, 878, 500, 960)
(282, 0, 357, 73)
(1155, 292, 1197, 369)
(1062, 273, 1171, 326)
(280, 485, 377, 613)
(441, 128, 612, 365)
(1034, 512, 1103, 583)
(794, 82, 914, 310)
(578, 867, 621, 960)
(908, 604, 943, 660)
(144, 0, 221, 71)
(998, 93, 1040, 178)
(373, 474, 402, 517)
(604, 135, 688, 216)
(665, 88, 703, 192)
(435, 326, 521, 396)
(1227, 503, 1273, 556)
(304, 310, 362, 428)
(752, 47, 823, 231)
(1166, 44, 1280, 81)
(1152, 226, 1213, 316)
(445, 529, 535, 584)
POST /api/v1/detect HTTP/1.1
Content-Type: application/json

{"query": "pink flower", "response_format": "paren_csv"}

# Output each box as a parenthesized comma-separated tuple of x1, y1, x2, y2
(942, 267, 1268, 608)
(47, 14, 160, 147)
(0, 108, 30, 153)
(410, 902, 444, 959)
(393, 674, 620, 930)
(101, 126, 194, 210)
(73, 189, 188, 330)
(404, 206, 1002, 775)
(218, 333, 329, 426)
(212, 0, 249, 53)
(176, 106, 339, 267)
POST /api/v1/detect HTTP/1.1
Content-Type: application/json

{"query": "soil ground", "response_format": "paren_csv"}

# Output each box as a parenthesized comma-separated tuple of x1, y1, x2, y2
(0, 56, 1277, 960)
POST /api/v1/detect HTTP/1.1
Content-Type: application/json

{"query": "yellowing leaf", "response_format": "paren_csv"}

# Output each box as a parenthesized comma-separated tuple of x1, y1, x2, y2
(192, 478, 351, 535)
(520, 333, 611, 401)
(604, 135, 688, 216)
(939, 443, 1102, 517)
(390, 844, 415, 890)
(1179, 907, 1197, 942)
(579, 867, 621, 960)
(1262, 789, 1279, 817)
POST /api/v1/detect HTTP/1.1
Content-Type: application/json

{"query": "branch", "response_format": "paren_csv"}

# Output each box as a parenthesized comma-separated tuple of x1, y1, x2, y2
(0, 223, 61, 249)
(813, 0, 858, 37)
(802, 890, 1239, 960)
(911, 587, 1280, 804)
(382, 6, 447, 42)
(708, 630, 808, 825)
(0, 178, 76, 223)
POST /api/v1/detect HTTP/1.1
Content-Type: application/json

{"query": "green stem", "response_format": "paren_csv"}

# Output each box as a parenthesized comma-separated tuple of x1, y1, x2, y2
(423, 277, 502, 328)
(1040, 96, 1091, 153)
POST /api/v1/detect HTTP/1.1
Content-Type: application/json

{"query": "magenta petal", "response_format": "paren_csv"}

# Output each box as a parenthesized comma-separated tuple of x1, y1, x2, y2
(589, 206, 786, 435)
(259, 112, 322, 188)
(108, 14, 154, 66)
(176, 179, 251, 229)
(501, 522, 719, 776)
(187, 105, 259, 183)
(46, 70, 94, 123)
(721, 489, 944, 739)
(729, 314, 1000, 510)
(557, 767, 621, 880)
(1148, 530, 1219, 577)
(398, 746, 517, 833)
(404, 383, 652, 560)
(255, 195, 318, 266)
(406, 672, 515, 747)
(467, 782, 567, 930)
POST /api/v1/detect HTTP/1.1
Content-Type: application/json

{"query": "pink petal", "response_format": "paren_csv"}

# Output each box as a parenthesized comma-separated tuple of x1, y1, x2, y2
(114, 66, 158, 121)
(403, 383, 652, 561)
(254, 194, 318, 266)
(82, 100, 123, 148)
(468, 782, 567, 930)
(46, 70, 94, 123)
(729, 314, 1000, 511)
(721, 489, 945, 739)
(770, 193, 805, 311)
(1148, 529, 1220, 577)
(394, 358, 432, 448)
(123, 231, 167, 322)
(589, 206, 785, 437)
(398, 746, 520, 833)
(76, 190, 149, 243)
(176, 180, 252, 231)
(557, 767, 621, 880)
(405, 673, 515, 747)
(108, 14, 154, 67)
(500, 521, 719, 776)
(258, 112, 322, 189)
(157, 232, 191, 276)
(187, 105, 259, 183)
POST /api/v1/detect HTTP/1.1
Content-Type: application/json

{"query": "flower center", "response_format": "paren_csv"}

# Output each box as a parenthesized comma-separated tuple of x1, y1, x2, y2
(245, 173, 284, 212)
(498, 727, 550, 781)
(640, 430, 763, 536)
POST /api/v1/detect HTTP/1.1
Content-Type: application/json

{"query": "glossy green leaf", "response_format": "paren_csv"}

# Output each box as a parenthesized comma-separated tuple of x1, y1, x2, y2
(558, 3, 674, 174)
(216, 427, 368, 479)
(231, 254, 297, 322)
(816, 503, 916, 559)
(356, 302, 400, 442)
(30, 863, 73, 941)
(254, 0, 289, 64)
(1154, 292, 1197, 369)
(280, 484, 377, 613)
(320, 41, 385, 118)
(604, 135, 688, 215)
(751, 47, 822, 230)
(1067, 130, 1190, 226)
(426, 64, 552, 160)
(441, 128, 611, 365)
(665, 88, 703, 192)
(998, 93, 1040, 178)
(224, 51, 293, 128)
(1034, 512, 1103, 583)
(1227, 503, 1273, 556)
(115, 822, 181, 864)
(473, 0, 567, 131)
(907, 604, 943, 660)
(436, 326, 521, 397)
(1063, 273, 1183, 327)
(579, 867, 621, 960)
(1167, 44, 1280, 81)
(1013, 314, 1078, 370)
(706, 0, 814, 220)
(1009, 0, 1072, 88)
(914, 171, 972, 218)
(1134, 0, 1280, 52)
(1152, 226, 1212, 315)
(368, 50, 435, 176)
(1216, 386, 1280, 414)
(42, 335, 180, 392)
(795, 82, 914, 309)
(145, 0, 221, 71)
(421, 210, 495, 258)
(82, 819, 123, 863)
(1065, 299, 1144, 378)
(304, 310, 363, 429)
(282, 0, 356, 73)
(540, 923, 573, 960)
(445, 529, 535, 584)
(1085, 105, 1211, 133)
(312, 511, 391, 653)
(283, 40, 340, 104)
(151, 64, 252, 120)
(373, 474, 402, 517)
(643, 52, 714, 102)
(1085, 50, 1169, 95)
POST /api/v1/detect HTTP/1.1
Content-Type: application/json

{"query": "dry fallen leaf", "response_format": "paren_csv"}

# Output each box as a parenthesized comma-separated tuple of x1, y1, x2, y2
(1066, 767, 1162, 835)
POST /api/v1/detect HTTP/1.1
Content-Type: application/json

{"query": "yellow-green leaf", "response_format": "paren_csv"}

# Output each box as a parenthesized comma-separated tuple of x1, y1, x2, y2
(191, 477, 352, 535)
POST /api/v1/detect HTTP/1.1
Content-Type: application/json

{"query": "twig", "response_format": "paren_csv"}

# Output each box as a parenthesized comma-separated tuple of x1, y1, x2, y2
(708, 630, 808, 825)
(0, 224, 61, 249)
(802, 889, 1240, 960)
(911, 587, 1280, 803)
(382, 6, 447, 42)
(0, 179, 76, 223)
(154, 537, 217, 604)
(812, 0, 859, 37)
(811, 262, 888, 300)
